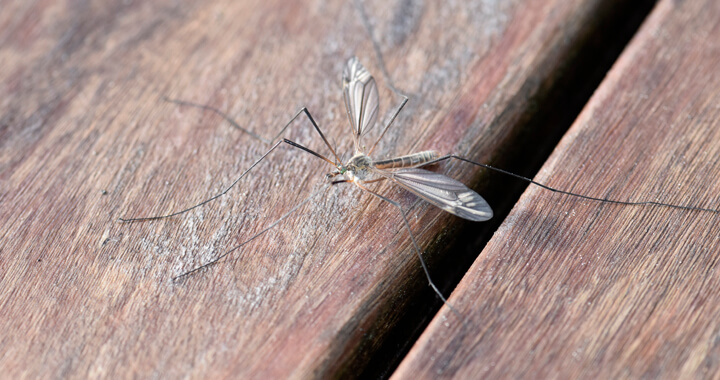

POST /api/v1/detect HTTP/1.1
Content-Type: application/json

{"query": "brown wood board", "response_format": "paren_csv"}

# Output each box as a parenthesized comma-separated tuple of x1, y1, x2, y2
(0, 0, 653, 378)
(393, 0, 720, 378)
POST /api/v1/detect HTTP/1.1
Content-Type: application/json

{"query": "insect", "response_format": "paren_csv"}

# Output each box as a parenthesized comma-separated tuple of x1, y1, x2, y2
(121, 57, 720, 314)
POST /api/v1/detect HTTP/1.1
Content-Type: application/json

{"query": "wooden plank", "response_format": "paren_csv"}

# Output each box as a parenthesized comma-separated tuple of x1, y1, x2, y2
(0, 0, 650, 378)
(393, 0, 720, 378)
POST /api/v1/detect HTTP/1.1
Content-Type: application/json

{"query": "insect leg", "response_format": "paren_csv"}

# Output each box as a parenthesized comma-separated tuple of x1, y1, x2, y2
(353, 0, 416, 158)
(429, 154, 720, 214)
(172, 184, 332, 281)
(367, 95, 408, 157)
(119, 137, 336, 222)
(355, 183, 466, 321)
(163, 97, 272, 144)
(353, 0, 403, 96)
(118, 103, 340, 222)
(164, 98, 342, 163)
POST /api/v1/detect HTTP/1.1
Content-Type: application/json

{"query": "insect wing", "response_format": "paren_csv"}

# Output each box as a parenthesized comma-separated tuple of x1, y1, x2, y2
(382, 168, 493, 222)
(343, 57, 379, 146)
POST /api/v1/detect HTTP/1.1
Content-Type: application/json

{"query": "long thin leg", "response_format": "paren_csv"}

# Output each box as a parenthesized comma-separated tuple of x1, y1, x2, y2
(367, 95, 408, 157)
(429, 154, 720, 213)
(120, 106, 342, 222)
(119, 138, 335, 222)
(355, 183, 466, 321)
(353, 0, 414, 158)
(353, 0, 403, 96)
(172, 184, 332, 281)
(163, 97, 272, 144)
(165, 98, 343, 163)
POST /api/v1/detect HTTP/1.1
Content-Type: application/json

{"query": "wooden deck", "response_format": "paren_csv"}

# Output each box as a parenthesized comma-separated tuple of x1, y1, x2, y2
(2, 0, 719, 378)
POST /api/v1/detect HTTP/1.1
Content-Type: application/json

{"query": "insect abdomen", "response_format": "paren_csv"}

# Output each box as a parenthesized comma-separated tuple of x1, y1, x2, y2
(373, 150, 440, 169)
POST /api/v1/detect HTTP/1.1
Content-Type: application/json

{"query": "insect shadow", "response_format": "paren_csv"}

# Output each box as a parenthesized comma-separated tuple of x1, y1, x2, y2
(120, 57, 720, 317)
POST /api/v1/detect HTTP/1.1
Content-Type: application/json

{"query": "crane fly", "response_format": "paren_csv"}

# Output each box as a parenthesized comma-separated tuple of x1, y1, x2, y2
(331, 57, 492, 221)
(120, 57, 492, 312)
(120, 57, 720, 315)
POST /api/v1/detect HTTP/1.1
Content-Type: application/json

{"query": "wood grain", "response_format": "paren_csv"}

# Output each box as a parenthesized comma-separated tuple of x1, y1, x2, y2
(0, 0, 654, 378)
(393, 0, 720, 378)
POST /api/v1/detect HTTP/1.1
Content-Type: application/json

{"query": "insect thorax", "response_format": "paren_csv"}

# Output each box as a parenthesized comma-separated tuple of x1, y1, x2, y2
(344, 153, 374, 182)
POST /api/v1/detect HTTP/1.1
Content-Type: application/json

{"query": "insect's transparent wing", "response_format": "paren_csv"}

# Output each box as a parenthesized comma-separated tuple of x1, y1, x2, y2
(379, 168, 493, 221)
(343, 57, 379, 147)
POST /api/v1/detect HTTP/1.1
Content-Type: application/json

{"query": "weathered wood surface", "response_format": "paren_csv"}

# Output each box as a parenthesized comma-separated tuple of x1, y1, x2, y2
(394, 0, 720, 378)
(0, 0, 655, 378)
